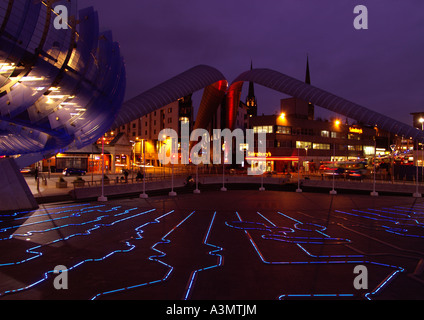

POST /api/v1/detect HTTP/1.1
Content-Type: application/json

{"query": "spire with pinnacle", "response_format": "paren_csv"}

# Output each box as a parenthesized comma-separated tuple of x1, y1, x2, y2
(246, 60, 257, 117)
(305, 55, 311, 85)
(305, 55, 314, 120)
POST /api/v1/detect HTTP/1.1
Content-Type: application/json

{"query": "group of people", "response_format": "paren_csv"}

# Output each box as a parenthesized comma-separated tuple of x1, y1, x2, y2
(116, 169, 144, 183)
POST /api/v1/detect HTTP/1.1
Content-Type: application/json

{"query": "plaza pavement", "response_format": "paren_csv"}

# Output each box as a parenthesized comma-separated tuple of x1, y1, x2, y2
(0, 189, 423, 300)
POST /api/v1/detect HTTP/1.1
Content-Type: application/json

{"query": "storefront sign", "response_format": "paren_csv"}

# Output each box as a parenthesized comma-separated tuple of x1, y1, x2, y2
(349, 127, 363, 134)
(247, 151, 272, 157)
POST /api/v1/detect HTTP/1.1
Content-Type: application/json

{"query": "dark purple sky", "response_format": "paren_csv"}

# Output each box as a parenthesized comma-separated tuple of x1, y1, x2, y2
(83, 0, 424, 125)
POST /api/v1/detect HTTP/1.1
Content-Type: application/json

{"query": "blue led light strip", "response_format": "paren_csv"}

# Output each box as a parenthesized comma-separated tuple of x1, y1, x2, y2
(0, 207, 158, 297)
(226, 211, 404, 300)
(0, 207, 143, 267)
(335, 208, 424, 239)
(183, 211, 224, 300)
(0, 203, 92, 219)
(278, 293, 355, 299)
(0, 204, 116, 235)
(7, 206, 125, 241)
(91, 210, 196, 300)
(1, 241, 137, 296)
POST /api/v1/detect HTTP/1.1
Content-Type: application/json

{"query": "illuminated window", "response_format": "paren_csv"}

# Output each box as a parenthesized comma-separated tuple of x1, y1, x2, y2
(321, 130, 330, 137)
(348, 145, 363, 151)
(276, 126, 291, 135)
(313, 143, 330, 150)
(348, 134, 361, 140)
(253, 126, 273, 134)
(239, 143, 248, 151)
(296, 141, 312, 149)
(363, 146, 375, 155)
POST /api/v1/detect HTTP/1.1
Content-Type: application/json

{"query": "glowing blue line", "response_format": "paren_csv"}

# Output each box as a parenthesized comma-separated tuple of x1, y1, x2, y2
(184, 212, 224, 300)
(91, 210, 195, 300)
(0, 203, 92, 218)
(278, 293, 355, 299)
(276, 211, 303, 224)
(364, 268, 404, 300)
(296, 244, 364, 259)
(0, 207, 147, 267)
(1, 241, 137, 296)
(255, 212, 350, 245)
(228, 211, 404, 300)
(335, 208, 424, 238)
(256, 212, 276, 227)
(0, 207, 158, 297)
(0, 205, 120, 234)
(351, 209, 417, 221)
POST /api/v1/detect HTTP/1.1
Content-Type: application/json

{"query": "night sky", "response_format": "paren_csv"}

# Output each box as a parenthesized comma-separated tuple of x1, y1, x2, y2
(82, 0, 424, 125)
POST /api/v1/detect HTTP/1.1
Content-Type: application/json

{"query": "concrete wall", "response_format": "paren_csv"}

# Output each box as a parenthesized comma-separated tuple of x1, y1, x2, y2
(0, 158, 38, 213)
(72, 178, 187, 200)
(71, 176, 289, 200)
(302, 178, 424, 194)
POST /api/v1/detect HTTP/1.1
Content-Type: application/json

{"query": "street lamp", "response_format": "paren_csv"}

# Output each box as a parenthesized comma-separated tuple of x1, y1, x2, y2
(169, 140, 177, 197)
(330, 119, 340, 195)
(259, 160, 265, 191)
(140, 139, 148, 199)
(390, 144, 396, 183)
(419, 118, 424, 184)
(98, 136, 107, 202)
(221, 142, 227, 192)
(371, 126, 378, 196)
(305, 146, 309, 177)
(414, 138, 422, 198)
(194, 163, 201, 194)
(296, 145, 302, 193)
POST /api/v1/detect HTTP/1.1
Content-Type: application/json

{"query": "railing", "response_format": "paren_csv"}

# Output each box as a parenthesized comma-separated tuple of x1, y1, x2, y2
(69, 166, 424, 190)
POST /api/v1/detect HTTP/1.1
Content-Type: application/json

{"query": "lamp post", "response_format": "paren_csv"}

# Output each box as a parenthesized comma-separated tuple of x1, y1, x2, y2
(330, 120, 340, 195)
(420, 118, 424, 184)
(305, 146, 309, 177)
(169, 141, 177, 197)
(98, 136, 107, 202)
(390, 144, 396, 183)
(296, 146, 302, 193)
(194, 164, 200, 194)
(259, 160, 265, 191)
(414, 139, 422, 198)
(140, 139, 148, 199)
(371, 128, 378, 196)
(221, 142, 227, 191)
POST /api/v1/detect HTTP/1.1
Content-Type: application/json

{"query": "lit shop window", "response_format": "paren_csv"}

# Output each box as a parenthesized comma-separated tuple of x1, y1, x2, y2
(363, 146, 375, 155)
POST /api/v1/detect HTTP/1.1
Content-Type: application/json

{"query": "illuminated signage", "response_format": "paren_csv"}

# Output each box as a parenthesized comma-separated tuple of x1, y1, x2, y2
(349, 127, 363, 134)
(247, 151, 272, 157)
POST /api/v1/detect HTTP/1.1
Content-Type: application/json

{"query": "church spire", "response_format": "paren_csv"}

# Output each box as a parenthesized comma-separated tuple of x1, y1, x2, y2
(246, 60, 257, 117)
(248, 60, 255, 99)
(305, 55, 314, 120)
(305, 55, 311, 85)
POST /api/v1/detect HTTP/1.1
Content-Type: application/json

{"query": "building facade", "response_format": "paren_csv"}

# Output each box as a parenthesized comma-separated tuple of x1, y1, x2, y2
(248, 96, 377, 173)
(111, 95, 194, 167)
